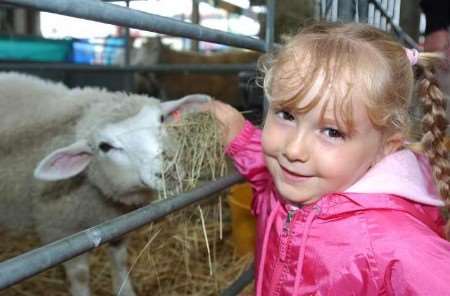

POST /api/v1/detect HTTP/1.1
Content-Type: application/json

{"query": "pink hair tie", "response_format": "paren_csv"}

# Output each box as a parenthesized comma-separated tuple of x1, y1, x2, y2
(404, 48, 419, 65)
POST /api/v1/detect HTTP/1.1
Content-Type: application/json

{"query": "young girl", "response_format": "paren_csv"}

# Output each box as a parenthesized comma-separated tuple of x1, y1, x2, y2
(208, 22, 450, 295)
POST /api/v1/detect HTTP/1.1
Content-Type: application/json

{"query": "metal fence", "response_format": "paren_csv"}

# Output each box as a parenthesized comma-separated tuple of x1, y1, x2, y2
(316, 0, 418, 48)
(0, 0, 419, 293)
(0, 0, 268, 90)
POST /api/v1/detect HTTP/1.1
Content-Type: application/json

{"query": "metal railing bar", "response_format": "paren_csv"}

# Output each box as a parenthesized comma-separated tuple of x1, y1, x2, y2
(369, 0, 418, 48)
(380, 0, 387, 30)
(0, 63, 257, 73)
(337, 0, 354, 22)
(220, 263, 254, 296)
(3, 0, 266, 52)
(0, 173, 244, 289)
(265, 0, 275, 52)
(387, 0, 395, 26)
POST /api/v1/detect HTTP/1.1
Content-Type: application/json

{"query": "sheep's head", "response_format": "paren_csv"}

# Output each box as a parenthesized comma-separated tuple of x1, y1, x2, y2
(33, 92, 211, 206)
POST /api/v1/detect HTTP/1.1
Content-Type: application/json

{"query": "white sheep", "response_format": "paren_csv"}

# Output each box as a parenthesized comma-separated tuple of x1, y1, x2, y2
(0, 72, 210, 296)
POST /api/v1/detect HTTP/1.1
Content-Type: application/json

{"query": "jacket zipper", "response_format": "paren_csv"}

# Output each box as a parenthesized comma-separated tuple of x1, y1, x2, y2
(269, 208, 298, 296)
(280, 208, 296, 261)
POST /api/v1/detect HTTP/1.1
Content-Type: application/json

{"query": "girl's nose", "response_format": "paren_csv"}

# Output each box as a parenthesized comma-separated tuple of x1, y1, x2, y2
(283, 131, 310, 163)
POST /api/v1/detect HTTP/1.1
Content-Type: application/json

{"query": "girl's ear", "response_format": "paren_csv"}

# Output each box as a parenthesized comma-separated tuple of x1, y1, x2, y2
(372, 132, 405, 165)
(382, 132, 405, 156)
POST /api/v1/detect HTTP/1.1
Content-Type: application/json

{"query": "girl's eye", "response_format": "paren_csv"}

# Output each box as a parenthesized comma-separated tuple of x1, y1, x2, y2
(275, 110, 295, 121)
(323, 128, 345, 139)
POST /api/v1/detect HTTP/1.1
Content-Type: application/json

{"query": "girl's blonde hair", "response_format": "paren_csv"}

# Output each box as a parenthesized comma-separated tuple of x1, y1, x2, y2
(259, 22, 449, 204)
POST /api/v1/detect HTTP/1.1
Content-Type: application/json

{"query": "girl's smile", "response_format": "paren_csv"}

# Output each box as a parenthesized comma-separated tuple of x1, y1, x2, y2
(279, 162, 313, 183)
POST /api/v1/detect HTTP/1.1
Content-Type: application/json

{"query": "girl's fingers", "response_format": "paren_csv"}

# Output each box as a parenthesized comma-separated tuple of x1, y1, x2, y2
(199, 100, 246, 145)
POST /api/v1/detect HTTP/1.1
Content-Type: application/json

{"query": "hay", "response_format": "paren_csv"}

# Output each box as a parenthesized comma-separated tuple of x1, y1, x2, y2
(161, 111, 227, 197)
(0, 203, 253, 296)
(126, 204, 254, 295)
(0, 111, 254, 295)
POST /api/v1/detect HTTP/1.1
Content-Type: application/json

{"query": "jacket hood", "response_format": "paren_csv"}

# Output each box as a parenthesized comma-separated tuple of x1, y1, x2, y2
(345, 149, 444, 206)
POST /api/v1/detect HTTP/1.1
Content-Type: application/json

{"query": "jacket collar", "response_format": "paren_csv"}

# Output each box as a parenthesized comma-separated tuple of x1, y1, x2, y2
(345, 149, 443, 206)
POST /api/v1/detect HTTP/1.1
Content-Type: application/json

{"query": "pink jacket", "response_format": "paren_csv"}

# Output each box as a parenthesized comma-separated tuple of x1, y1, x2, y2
(226, 121, 450, 296)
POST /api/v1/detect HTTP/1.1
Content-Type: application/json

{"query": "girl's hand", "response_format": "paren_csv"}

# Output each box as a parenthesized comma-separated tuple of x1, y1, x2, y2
(203, 100, 246, 146)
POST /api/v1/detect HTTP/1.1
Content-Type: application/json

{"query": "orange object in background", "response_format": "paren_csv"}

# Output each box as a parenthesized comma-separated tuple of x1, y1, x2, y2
(228, 182, 256, 256)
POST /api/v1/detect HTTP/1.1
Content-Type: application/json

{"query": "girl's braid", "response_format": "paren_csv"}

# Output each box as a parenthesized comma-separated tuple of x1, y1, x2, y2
(417, 61, 450, 204)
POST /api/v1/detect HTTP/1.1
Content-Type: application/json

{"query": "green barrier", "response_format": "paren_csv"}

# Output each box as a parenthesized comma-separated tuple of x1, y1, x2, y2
(0, 36, 72, 62)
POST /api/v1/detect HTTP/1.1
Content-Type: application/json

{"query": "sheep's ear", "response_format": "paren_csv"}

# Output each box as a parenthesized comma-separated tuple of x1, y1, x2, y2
(34, 140, 93, 181)
(161, 94, 212, 121)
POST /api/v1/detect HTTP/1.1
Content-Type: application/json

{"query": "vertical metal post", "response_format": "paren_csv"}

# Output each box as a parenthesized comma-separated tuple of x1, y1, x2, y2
(381, 0, 387, 30)
(393, 0, 400, 25)
(368, 1, 374, 25)
(399, 0, 421, 42)
(357, 0, 369, 23)
(337, 0, 354, 22)
(123, 0, 132, 92)
(386, 0, 395, 31)
(314, 0, 322, 20)
(124, 0, 131, 66)
(326, 0, 338, 21)
(265, 0, 275, 52)
(191, 0, 200, 51)
(374, 2, 381, 28)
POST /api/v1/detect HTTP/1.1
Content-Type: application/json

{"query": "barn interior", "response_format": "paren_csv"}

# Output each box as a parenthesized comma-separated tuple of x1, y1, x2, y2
(0, 1, 437, 296)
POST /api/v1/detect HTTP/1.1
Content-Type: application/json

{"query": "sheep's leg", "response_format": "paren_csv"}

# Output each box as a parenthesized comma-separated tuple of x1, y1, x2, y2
(108, 240, 136, 296)
(63, 254, 91, 296)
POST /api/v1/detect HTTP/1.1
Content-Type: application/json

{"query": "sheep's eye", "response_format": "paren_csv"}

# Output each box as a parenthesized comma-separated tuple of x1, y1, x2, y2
(160, 115, 165, 123)
(98, 142, 114, 153)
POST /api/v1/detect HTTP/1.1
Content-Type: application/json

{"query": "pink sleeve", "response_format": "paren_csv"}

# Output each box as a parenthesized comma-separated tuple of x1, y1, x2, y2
(225, 120, 271, 191)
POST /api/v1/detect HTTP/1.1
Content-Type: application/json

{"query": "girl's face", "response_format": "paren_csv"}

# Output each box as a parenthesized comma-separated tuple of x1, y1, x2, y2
(262, 95, 387, 205)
